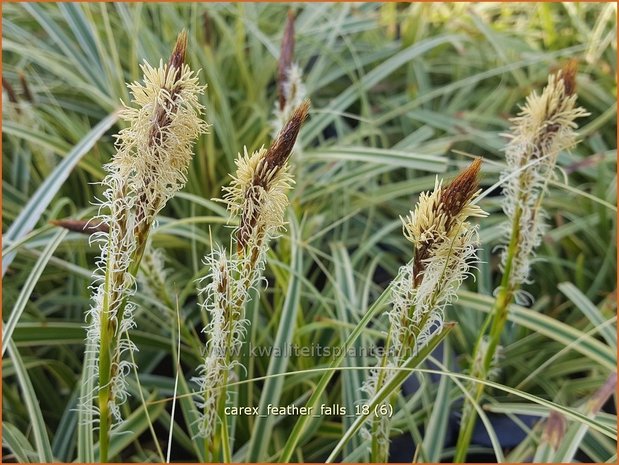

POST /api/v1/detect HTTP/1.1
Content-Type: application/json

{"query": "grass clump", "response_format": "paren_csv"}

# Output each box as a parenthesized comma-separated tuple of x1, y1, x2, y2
(2, 3, 616, 463)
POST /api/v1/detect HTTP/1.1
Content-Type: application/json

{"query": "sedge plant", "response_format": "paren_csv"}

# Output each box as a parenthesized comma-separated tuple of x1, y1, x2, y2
(193, 100, 310, 462)
(362, 159, 487, 462)
(454, 63, 590, 462)
(82, 32, 208, 463)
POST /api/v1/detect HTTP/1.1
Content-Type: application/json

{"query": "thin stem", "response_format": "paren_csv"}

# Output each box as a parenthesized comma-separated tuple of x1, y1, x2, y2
(370, 332, 392, 462)
(127, 329, 165, 462)
(97, 228, 115, 464)
(453, 206, 521, 462)
(98, 218, 154, 463)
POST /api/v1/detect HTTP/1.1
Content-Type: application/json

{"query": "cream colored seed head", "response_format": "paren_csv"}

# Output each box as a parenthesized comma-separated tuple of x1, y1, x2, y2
(224, 147, 294, 239)
(507, 70, 589, 168)
(402, 179, 487, 250)
(402, 180, 447, 248)
(112, 60, 208, 211)
(501, 67, 588, 289)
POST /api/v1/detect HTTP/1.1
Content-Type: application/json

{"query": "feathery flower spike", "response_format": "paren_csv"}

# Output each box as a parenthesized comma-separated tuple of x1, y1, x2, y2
(227, 99, 310, 254)
(195, 101, 309, 459)
(83, 32, 207, 463)
(364, 159, 486, 462)
(500, 62, 588, 295)
(454, 62, 589, 463)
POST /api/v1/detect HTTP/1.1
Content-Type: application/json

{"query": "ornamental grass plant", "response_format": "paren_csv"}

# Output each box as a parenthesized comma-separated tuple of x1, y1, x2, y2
(2, 3, 616, 464)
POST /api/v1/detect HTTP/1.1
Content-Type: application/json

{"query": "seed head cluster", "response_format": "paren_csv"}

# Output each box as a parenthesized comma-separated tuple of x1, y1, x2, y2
(226, 100, 310, 254)
(84, 32, 207, 427)
(501, 63, 588, 293)
(195, 101, 309, 442)
(403, 159, 486, 287)
(114, 31, 208, 221)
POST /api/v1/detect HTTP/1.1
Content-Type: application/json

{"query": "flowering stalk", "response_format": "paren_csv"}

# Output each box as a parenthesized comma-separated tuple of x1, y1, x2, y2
(84, 32, 207, 463)
(454, 63, 589, 462)
(271, 10, 306, 139)
(194, 101, 309, 461)
(363, 159, 486, 462)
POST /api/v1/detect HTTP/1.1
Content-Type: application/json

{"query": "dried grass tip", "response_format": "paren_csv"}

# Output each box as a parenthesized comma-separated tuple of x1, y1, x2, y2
(278, 10, 296, 111)
(168, 30, 188, 72)
(260, 99, 310, 181)
(51, 218, 109, 235)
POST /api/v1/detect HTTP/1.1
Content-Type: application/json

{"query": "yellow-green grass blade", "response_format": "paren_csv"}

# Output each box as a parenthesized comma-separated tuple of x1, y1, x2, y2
(77, 338, 96, 463)
(2, 229, 67, 356)
(330, 243, 366, 458)
(326, 324, 455, 462)
(558, 282, 617, 348)
(300, 34, 463, 144)
(278, 281, 394, 463)
(420, 341, 453, 462)
(3, 113, 117, 275)
(3, 422, 36, 463)
(458, 290, 616, 370)
(6, 340, 54, 462)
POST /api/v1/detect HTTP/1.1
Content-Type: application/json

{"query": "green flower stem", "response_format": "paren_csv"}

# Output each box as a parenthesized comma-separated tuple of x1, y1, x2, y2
(453, 206, 521, 462)
(203, 245, 259, 461)
(209, 327, 234, 462)
(369, 307, 434, 462)
(97, 222, 119, 464)
(98, 223, 153, 463)
(370, 332, 392, 462)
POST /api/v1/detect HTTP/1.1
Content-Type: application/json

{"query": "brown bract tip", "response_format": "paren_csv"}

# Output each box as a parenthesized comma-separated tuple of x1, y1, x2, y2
(168, 30, 188, 73)
(2, 76, 19, 104)
(262, 99, 310, 175)
(559, 59, 578, 96)
(150, 32, 189, 147)
(588, 372, 617, 415)
(51, 218, 109, 235)
(542, 411, 566, 451)
(441, 158, 482, 223)
(19, 72, 34, 102)
(278, 10, 296, 111)
(411, 158, 482, 288)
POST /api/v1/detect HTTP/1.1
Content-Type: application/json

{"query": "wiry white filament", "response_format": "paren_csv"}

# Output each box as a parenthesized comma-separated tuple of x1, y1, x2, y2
(193, 247, 236, 439)
(139, 247, 169, 302)
(360, 362, 397, 453)
(193, 247, 259, 438)
(472, 337, 502, 382)
(83, 183, 138, 426)
(388, 226, 480, 359)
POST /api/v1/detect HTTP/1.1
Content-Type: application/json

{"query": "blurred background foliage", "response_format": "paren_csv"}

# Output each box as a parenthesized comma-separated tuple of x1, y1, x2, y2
(2, 2, 616, 463)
